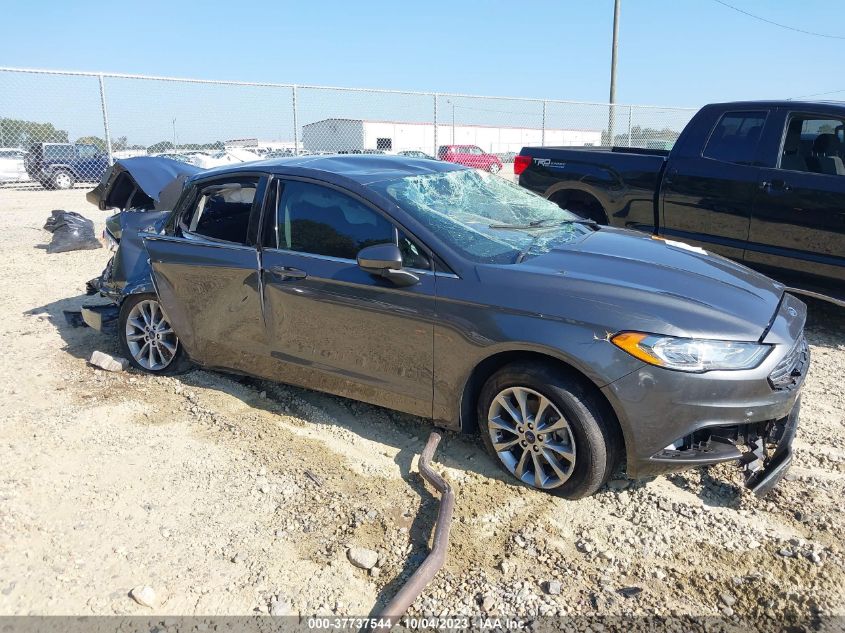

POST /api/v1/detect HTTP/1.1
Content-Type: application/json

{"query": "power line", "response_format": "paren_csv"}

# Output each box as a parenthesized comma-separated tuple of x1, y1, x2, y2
(787, 88, 845, 100)
(711, 0, 845, 40)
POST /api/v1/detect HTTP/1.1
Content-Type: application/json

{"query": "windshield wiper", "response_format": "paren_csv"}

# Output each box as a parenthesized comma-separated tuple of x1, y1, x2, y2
(489, 217, 599, 229)
(508, 218, 600, 264)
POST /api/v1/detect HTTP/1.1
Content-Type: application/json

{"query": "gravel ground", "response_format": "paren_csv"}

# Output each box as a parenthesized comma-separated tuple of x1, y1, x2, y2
(0, 186, 842, 630)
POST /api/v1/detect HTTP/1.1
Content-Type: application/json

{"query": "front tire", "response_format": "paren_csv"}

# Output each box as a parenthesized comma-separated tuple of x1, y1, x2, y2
(488, 163, 501, 174)
(478, 362, 619, 499)
(118, 294, 190, 375)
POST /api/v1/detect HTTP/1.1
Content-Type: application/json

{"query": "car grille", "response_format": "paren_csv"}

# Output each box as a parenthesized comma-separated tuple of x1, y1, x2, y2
(769, 335, 809, 391)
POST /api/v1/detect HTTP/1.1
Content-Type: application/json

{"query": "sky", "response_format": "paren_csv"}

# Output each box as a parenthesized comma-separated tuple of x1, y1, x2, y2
(2, 0, 841, 105)
(1, 0, 843, 147)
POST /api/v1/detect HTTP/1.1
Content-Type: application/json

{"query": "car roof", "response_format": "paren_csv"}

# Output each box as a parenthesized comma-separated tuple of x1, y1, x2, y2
(193, 154, 467, 185)
(705, 100, 845, 110)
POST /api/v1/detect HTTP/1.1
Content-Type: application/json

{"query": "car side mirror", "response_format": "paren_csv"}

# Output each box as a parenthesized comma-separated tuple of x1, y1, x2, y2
(357, 243, 419, 287)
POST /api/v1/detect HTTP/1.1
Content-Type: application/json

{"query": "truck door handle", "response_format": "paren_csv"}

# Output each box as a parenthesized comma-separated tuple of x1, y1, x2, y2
(760, 180, 792, 193)
(267, 266, 307, 280)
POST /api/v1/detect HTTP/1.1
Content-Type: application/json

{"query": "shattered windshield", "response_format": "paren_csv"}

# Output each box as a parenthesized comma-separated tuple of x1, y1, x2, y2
(372, 169, 595, 264)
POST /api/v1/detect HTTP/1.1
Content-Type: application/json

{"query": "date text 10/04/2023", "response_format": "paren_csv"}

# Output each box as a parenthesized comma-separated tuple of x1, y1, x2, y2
(306, 617, 527, 630)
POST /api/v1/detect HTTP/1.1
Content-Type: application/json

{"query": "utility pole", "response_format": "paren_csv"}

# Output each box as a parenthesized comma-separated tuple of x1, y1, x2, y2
(608, 0, 621, 147)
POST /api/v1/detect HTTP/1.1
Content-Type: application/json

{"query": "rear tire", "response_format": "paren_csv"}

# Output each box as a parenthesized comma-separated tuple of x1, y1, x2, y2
(478, 362, 619, 499)
(553, 190, 608, 225)
(118, 293, 191, 375)
(489, 163, 501, 174)
(51, 169, 75, 190)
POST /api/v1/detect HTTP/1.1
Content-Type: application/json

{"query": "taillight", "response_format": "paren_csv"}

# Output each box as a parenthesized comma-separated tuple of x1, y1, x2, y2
(513, 155, 532, 175)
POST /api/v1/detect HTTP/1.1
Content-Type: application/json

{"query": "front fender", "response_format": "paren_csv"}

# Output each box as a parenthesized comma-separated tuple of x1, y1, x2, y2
(431, 288, 645, 428)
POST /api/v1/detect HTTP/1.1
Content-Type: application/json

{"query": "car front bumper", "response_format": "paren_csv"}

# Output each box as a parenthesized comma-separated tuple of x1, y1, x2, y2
(601, 295, 808, 494)
(81, 302, 119, 333)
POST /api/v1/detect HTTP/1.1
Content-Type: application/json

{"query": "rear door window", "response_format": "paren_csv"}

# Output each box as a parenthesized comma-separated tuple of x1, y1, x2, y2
(779, 115, 845, 176)
(183, 177, 259, 244)
(703, 111, 768, 165)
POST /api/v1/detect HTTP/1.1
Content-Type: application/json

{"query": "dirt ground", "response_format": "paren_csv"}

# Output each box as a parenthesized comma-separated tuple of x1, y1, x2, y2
(0, 186, 843, 629)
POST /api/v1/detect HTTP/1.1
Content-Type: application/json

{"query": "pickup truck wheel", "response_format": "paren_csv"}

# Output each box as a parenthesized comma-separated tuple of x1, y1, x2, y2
(488, 163, 501, 174)
(478, 363, 619, 499)
(51, 170, 74, 190)
(118, 294, 190, 375)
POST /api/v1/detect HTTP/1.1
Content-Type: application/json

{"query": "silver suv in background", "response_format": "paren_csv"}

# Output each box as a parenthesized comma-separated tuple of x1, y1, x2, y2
(0, 148, 29, 183)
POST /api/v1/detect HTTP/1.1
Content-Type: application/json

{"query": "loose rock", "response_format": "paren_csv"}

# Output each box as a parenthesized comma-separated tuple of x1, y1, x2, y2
(89, 351, 129, 373)
(129, 585, 157, 608)
(270, 595, 292, 616)
(347, 547, 379, 570)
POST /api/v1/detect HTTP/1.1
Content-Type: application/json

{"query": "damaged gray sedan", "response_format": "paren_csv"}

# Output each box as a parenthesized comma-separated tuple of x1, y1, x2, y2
(83, 155, 808, 498)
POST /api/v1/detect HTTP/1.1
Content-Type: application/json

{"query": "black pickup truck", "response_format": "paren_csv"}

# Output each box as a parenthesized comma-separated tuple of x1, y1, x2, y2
(516, 101, 845, 306)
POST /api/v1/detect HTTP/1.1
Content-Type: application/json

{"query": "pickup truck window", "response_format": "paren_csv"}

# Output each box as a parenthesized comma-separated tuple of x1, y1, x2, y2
(780, 115, 845, 176)
(703, 111, 767, 166)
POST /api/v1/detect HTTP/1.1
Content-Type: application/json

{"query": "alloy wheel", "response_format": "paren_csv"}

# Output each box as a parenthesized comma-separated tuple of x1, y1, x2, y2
(53, 172, 72, 189)
(487, 386, 576, 489)
(489, 163, 501, 174)
(124, 299, 179, 371)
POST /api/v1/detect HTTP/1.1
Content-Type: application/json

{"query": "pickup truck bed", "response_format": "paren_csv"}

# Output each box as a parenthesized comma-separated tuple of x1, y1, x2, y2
(518, 101, 845, 306)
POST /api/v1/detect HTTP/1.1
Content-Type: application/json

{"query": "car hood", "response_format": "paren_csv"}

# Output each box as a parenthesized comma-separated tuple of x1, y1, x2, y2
(483, 227, 785, 341)
(86, 156, 202, 211)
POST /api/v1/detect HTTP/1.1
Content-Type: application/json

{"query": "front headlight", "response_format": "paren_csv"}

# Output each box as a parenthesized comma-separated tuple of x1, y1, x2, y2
(611, 332, 771, 372)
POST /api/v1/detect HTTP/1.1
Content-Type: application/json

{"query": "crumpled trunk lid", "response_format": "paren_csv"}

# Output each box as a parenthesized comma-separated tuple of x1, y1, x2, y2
(87, 156, 201, 211)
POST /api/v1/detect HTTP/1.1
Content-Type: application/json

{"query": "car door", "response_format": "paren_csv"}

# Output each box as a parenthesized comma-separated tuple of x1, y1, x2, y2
(258, 177, 435, 418)
(463, 146, 486, 169)
(143, 174, 268, 373)
(749, 111, 845, 294)
(661, 109, 770, 259)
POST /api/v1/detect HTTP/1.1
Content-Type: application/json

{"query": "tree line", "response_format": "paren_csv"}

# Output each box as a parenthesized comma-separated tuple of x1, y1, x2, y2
(0, 117, 223, 153)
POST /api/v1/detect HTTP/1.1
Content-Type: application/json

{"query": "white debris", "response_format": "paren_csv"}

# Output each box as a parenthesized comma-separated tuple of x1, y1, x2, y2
(89, 350, 129, 372)
(129, 585, 157, 608)
(346, 547, 378, 570)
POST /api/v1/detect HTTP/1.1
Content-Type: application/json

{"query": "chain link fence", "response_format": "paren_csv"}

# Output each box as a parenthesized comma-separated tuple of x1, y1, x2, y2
(0, 67, 697, 190)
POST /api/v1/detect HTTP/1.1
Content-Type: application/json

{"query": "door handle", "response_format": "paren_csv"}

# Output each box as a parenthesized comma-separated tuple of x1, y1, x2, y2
(760, 180, 792, 193)
(267, 265, 307, 280)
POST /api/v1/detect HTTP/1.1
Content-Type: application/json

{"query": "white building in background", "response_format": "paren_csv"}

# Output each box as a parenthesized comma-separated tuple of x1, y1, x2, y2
(224, 138, 298, 152)
(301, 118, 601, 154)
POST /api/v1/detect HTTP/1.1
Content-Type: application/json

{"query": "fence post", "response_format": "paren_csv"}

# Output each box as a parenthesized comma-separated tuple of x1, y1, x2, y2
(433, 92, 438, 157)
(97, 74, 113, 165)
(292, 84, 299, 155)
(627, 106, 633, 147)
(541, 100, 546, 146)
